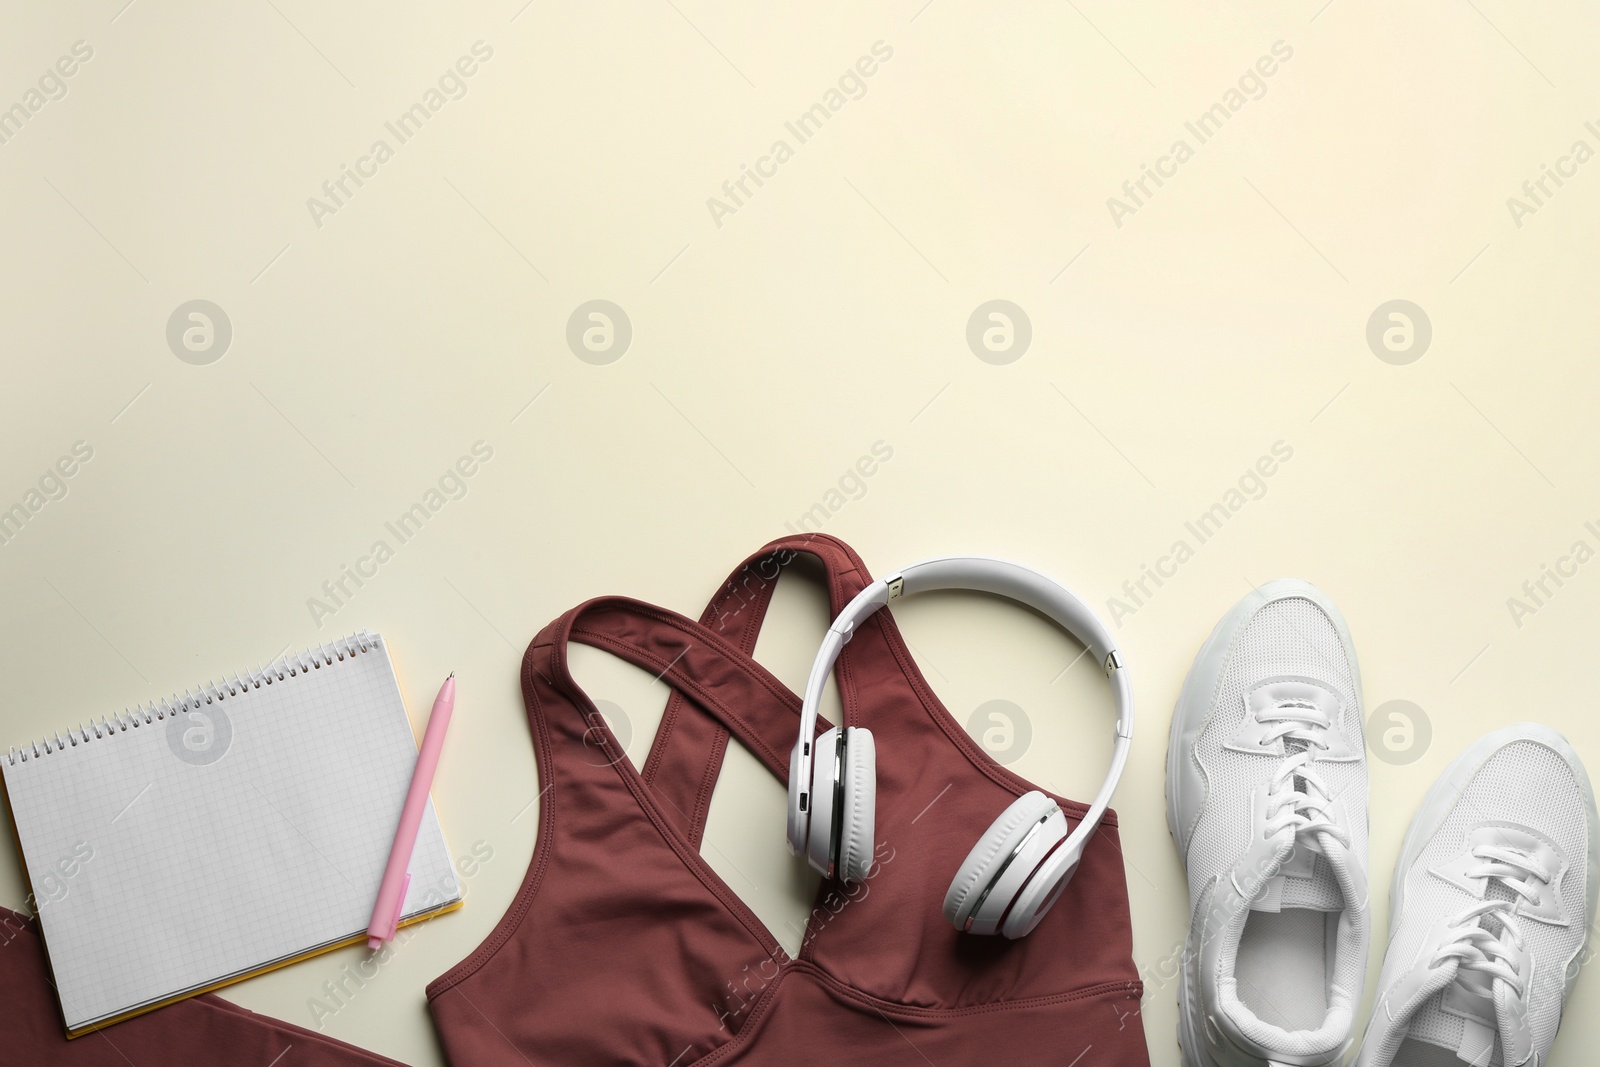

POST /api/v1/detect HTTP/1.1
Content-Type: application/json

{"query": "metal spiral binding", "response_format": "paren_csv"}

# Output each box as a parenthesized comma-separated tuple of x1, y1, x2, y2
(5, 630, 380, 767)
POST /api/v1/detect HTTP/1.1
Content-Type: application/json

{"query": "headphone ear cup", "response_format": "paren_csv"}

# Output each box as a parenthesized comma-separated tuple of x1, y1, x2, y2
(804, 727, 841, 877)
(837, 728, 876, 883)
(943, 790, 1065, 935)
(1000, 839, 1081, 939)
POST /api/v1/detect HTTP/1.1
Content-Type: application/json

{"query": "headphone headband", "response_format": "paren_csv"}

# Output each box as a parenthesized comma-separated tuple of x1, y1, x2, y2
(790, 556, 1134, 868)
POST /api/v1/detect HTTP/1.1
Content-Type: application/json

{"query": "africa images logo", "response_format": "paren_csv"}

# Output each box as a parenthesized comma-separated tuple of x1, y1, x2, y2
(705, 41, 894, 228)
(1105, 41, 1294, 228)
(304, 42, 494, 229)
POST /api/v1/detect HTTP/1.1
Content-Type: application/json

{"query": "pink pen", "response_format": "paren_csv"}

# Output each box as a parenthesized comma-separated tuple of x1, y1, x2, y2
(367, 672, 456, 951)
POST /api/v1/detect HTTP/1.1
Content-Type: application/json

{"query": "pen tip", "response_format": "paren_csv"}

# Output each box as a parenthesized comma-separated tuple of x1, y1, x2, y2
(448, 671, 455, 679)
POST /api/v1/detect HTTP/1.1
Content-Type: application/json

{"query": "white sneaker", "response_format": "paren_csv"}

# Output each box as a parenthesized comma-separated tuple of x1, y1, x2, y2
(1358, 724, 1598, 1067)
(1168, 580, 1370, 1067)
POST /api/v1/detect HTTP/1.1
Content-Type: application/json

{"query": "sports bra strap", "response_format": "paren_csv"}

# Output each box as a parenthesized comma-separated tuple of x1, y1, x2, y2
(639, 534, 872, 847)
(529, 596, 834, 800)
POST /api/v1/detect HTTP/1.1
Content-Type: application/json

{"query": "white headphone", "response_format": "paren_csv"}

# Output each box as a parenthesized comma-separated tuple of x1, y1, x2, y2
(786, 555, 1134, 939)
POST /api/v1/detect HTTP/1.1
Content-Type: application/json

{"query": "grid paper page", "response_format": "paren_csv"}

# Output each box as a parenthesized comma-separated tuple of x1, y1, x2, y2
(1, 633, 459, 1032)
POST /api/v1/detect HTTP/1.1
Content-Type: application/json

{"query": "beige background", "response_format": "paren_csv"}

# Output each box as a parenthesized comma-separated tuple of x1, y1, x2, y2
(3, 1, 1599, 1063)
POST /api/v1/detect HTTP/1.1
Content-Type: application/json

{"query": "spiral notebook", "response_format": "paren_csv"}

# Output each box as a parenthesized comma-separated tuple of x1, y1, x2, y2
(0, 631, 462, 1037)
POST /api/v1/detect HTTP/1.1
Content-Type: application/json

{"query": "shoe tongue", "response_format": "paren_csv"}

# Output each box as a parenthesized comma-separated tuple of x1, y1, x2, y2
(1401, 956, 1503, 1066)
(1402, 893, 1520, 1067)
(1249, 731, 1344, 914)
(1249, 831, 1343, 913)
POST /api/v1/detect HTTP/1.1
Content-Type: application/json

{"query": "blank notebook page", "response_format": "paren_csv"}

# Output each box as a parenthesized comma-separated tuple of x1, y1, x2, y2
(1, 631, 459, 1034)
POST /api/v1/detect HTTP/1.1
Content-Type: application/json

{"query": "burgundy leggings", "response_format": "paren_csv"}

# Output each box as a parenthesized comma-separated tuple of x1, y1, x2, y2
(0, 907, 405, 1066)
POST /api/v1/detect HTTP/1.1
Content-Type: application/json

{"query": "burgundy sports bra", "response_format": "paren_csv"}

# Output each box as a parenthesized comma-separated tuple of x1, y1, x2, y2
(427, 535, 1149, 1065)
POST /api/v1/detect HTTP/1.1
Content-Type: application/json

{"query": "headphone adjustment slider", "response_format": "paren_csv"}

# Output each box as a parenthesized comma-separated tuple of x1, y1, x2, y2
(1104, 650, 1123, 675)
(886, 574, 906, 600)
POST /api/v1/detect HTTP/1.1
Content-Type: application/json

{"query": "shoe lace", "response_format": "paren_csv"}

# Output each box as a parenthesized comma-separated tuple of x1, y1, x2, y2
(1260, 707, 1352, 850)
(1429, 845, 1550, 998)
